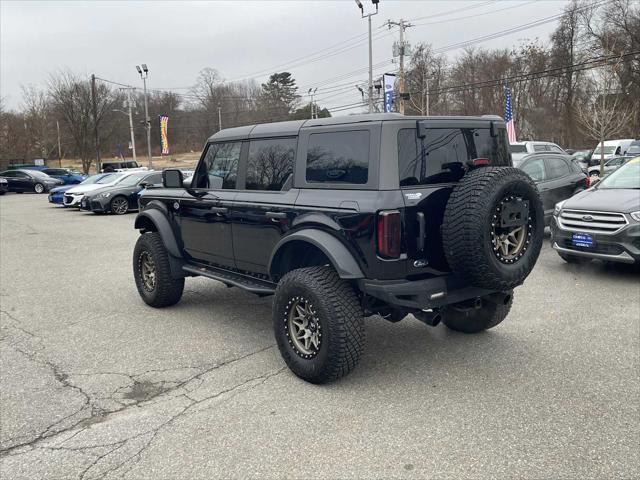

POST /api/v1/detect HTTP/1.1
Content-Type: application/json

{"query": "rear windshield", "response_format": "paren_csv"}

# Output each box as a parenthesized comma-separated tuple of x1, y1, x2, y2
(510, 144, 527, 153)
(398, 127, 510, 186)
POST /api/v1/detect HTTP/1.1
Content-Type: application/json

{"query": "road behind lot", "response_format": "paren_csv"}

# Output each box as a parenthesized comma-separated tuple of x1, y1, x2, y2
(1, 193, 639, 479)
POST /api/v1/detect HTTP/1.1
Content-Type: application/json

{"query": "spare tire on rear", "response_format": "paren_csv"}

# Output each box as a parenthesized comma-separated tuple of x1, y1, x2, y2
(442, 166, 544, 291)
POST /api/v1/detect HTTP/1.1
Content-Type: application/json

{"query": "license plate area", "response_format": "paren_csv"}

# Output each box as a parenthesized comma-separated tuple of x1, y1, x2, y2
(572, 233, 594, 248)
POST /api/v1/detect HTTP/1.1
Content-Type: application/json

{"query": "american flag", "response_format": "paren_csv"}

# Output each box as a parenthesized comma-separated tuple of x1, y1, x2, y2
(504, 86, 516, 142)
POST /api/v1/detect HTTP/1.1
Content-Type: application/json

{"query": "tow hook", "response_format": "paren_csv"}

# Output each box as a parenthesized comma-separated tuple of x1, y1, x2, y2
(414, 309, 442, 327)
(484, 291, 512, 306)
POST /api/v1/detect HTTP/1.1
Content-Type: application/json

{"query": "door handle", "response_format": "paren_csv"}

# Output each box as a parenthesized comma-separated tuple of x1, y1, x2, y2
(209, 206, 228, 214)
(266, 211, 287, 219)
(417, 212, 425, 251)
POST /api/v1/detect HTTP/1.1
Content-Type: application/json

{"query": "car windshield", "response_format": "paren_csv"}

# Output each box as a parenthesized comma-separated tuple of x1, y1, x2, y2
(117, 173, 147, 186)
(628, 145, 640, 154)
(598, 157, 640, 189)
(81, 174, 109, 184)
(510, 144, 527, 153)
(96, 173, 122, 184)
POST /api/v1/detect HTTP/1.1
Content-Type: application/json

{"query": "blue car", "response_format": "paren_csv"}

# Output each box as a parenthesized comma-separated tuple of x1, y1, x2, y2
(48, 173, 112, 205)
(41, 168, 86, 185)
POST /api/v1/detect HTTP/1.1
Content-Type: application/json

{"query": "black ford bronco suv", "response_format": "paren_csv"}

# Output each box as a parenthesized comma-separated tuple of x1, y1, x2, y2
(132, 114, 544, 383)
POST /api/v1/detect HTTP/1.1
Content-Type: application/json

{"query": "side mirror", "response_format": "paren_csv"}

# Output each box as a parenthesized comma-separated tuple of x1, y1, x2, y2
(163, 169, 183, 188)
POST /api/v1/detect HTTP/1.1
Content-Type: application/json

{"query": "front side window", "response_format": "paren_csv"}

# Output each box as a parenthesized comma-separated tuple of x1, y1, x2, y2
(306, 131, 369, 184)
(398, 127, 510, 186)
(521, 158, 546, 182)
(545, 158, 570, 178)
(246, 138, 296, 191)
(196, 142, 241, 189)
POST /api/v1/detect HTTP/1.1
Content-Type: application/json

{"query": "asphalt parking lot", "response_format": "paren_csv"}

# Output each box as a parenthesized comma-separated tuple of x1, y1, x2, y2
(1, 193, 638, 479)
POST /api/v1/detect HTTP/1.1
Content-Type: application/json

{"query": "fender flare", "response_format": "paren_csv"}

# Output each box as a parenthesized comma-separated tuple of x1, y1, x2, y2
(268, 230, 364, 280)
(134, 209, 182, 259)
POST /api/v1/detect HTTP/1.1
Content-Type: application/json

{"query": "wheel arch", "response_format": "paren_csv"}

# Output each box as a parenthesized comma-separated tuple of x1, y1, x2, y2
(268, 230, 364, 282)
(134, 209, 182, 258)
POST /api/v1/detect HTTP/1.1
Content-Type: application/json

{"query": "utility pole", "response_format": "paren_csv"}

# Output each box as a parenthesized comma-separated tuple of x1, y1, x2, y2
(125, 89, 137, 163)
(136, 64, 152, 169)
(90, 74, 101, 173)
(355, 0, 379, 113)
(385, 18, 413, 115)
(218, 103, 222, 131)
(426, 77, 430, 116)
(308, 88, 318, 118)
(56, 120, 62, 167)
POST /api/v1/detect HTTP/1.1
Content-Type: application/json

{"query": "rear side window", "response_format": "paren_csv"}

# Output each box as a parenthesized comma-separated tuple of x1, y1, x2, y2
(398, 127, 510, 186)
(306, 131, 369, 184)
(545, 158, 570, 178)
(533, 144, 548, 152)
(521, 158, 546, 181)
(510, 144, 527, 153)
(196, 142, 241, 189)
(246, 138, 296, 191)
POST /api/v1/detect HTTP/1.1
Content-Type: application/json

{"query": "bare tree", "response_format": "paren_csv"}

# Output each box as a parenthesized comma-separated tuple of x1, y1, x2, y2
(22, 85, 56, 159)
(405, 43, 446, 116)
(48, 70, 119, 173)
(577, 59, 633, 176)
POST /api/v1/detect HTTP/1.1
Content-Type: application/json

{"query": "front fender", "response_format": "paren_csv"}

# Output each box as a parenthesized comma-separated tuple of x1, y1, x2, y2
(134, 209, 181, 259)
(269, 230, 364, 280)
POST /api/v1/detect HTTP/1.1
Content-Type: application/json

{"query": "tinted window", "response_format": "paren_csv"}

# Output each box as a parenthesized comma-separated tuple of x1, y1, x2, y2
(246, 138, 296, 191)
(545, 158, 570, 178)
(143, 173, 162, 184)
(0, 171, 18, 177)
(521, 158, 546, 181)
(533, 144, 548, 152)
(196, 142, 241, 189)
(398, 127, 510, 186)
(125, 161, 139, 168)
(510, 144, 527, 153)
(306, 131, 369, 184)
(119, 174, 147, 187)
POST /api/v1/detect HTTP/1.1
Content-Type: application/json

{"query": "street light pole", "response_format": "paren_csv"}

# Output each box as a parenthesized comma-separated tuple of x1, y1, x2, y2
(356, 0, 379, 114)
(136, 64, 152, 169)
(218, 103, 222, 131)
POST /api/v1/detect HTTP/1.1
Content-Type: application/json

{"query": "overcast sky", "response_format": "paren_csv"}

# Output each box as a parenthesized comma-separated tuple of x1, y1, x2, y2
(1, 0, 569, 114)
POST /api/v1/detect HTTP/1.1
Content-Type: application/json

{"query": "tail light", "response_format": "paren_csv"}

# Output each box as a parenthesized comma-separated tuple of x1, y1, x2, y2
(377, 210, 401, 259)
(584, 175, 591, 188)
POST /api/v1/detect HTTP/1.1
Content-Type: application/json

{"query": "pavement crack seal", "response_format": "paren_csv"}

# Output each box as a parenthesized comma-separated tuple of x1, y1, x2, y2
(0, 344, 278, 461)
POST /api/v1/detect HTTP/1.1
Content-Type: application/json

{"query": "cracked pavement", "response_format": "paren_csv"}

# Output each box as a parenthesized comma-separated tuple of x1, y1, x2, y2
(1, 194, 639, 479)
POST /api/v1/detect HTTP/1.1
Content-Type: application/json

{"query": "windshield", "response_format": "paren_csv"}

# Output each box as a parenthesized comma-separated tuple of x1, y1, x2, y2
(96, 173, 122, 184)
(510, 144, 527, 153)
(628, 145, 640, 154)
(598, 157, 640, 189)
(81, 173, 109, 185)
(117, 173, 147, 187)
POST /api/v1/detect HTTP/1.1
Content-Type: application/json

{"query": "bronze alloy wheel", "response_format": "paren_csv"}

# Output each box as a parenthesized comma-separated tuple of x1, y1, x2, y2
(490, 195, 532, 264)
(138, 251, 156, 292)
(111, 197, 129, 215)
(284, 296, 322, 359)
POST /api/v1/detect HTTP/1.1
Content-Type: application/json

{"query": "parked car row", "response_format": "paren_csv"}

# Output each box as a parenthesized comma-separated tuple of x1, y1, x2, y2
(0, 169, 65, 193)
(45, 169, 193, 215)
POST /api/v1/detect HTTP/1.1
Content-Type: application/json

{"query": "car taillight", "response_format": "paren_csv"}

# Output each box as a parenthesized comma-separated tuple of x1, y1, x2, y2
(377, 210, 401, 259)
(584, 175, 590, 188)
(471, 157, 490, 166)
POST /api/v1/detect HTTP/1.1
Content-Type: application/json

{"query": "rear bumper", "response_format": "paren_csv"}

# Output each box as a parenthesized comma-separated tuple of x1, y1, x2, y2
(359, 275, 495, 310)
(550, 215, 640, 264)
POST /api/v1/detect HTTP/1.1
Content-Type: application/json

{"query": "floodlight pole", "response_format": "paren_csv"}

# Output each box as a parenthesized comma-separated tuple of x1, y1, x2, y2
(137, 64, 152, 169)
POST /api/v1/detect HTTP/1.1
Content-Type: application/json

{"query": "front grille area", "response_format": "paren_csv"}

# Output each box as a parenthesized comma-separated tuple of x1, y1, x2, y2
(560, 239, 624, 255)
(63, 194, 74, 205)
(558, 209, 627, 234)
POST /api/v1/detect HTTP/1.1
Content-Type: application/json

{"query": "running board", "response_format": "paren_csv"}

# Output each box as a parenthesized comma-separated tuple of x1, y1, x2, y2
(182, 264, 276, 295)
